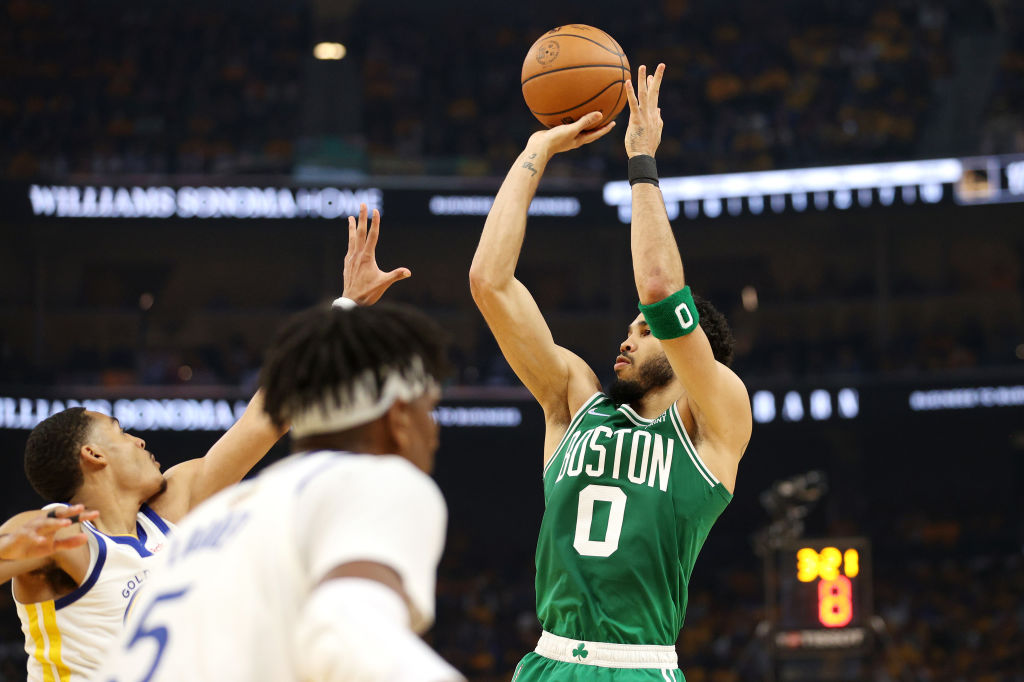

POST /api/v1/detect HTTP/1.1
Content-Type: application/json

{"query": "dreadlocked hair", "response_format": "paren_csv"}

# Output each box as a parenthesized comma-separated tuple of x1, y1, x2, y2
(260, 303, 451, 430)
(24, 406, 93, 502)
(694, 293, 735, 367)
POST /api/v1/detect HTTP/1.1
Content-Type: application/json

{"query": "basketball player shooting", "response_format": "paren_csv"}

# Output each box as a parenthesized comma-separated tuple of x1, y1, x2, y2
(0, 204, 409, 682)
(470, 64, 752, 680)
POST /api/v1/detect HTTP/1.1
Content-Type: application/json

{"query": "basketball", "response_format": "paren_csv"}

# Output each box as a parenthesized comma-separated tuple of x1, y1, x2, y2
(521, 24, 630, 130)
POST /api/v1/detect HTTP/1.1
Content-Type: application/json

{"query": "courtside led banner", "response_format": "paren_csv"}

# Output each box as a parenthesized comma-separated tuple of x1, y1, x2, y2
(0, 396, 523, 432)
(602, 153, 1024, 221)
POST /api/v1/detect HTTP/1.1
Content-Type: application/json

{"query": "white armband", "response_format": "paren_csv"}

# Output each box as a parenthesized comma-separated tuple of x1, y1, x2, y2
(332, 296, 358, 310)
(294, 578, 464, 682)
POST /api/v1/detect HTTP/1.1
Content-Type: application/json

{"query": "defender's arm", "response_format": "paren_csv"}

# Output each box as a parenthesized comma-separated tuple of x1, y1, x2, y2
(153, 204, 410, 521)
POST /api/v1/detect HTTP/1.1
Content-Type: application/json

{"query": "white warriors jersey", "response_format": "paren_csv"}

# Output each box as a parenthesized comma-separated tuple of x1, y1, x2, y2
(16, 504, 174, 682)
(97, 452, 448, 682)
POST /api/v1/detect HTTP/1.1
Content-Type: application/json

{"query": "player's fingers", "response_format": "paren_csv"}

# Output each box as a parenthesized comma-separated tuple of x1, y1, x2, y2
(637, 65, 647, 104)
(579, 121, 616, 145)
(356, 203, 368, 241)
(650, 63, 665, 107)
(54, 535, 89, 550)
(366, 209, 381, 249)
(347, 215, 358, 254)
(48, 504, 83, 519)
(34, 518, 73, 535)
(384, 267, 412, 282)
(625, 80, 639, 115)
(571, 111, 603, 134)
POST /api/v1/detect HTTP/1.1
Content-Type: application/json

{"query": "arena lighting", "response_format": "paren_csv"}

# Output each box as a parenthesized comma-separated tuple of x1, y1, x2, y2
(313, 42, 346, 60)
(602, 153, 1024, 220)
(751, 388, 859, 424)
(0, 396, 523, 431)
(27, 185, 382, 219)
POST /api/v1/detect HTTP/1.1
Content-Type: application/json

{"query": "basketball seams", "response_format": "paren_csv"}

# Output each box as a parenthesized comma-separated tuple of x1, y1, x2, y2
(541, 32, 625, 57)
(521, 63, 630, 87)
(590, 26, 629, 127)
(527, 78, 627, 116)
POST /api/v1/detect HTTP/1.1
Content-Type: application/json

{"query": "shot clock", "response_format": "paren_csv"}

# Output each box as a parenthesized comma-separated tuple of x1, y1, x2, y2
(771, 537, 873, 656)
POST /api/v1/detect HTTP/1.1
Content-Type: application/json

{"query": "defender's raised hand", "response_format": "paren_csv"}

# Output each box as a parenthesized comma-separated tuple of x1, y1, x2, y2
(341, 203, 411, 306)
(625, 63, 665, 159)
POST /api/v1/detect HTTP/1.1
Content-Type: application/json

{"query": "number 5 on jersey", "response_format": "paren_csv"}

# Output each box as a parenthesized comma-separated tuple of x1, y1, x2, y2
(573, 484, 627, 557)
(117, 587, 190, 682)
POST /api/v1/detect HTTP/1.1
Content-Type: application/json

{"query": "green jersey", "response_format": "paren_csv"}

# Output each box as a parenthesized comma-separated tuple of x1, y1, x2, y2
(535, 392, 732, 645)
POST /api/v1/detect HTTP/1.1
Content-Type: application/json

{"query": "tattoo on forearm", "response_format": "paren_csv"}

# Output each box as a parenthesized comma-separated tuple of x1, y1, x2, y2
(521, 152, 538, 177)
(629, 127, 645, 148)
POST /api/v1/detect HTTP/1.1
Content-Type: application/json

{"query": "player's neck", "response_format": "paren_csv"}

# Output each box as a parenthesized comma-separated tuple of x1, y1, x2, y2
(71, 481, 146, 537)
(630, 380, 684, 420)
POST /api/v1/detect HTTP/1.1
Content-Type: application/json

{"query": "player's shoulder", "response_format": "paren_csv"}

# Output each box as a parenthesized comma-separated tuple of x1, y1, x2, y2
(294, 451, 442, 504)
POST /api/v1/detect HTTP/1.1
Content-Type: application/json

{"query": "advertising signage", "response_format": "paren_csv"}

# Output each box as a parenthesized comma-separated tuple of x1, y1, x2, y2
(5, 152, 1024, 226)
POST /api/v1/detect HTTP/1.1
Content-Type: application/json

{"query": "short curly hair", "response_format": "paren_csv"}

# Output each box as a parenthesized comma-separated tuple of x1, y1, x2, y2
(261, 303, 451, 431)
(694, 293, 735, 367)
(24, 407, 94, 502)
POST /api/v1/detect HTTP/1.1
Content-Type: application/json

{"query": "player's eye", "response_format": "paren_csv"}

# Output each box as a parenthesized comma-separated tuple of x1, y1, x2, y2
(641, 329, 651, 337)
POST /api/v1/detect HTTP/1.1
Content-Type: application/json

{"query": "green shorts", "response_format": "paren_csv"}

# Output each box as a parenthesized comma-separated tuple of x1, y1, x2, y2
(511, 652, 684, 682)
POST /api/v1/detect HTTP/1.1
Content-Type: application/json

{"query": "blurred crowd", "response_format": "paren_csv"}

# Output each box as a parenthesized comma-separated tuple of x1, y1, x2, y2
(1, 0, 306, 178)
(981, 1, 1024, 155)
(3, 0, 1023, 181)
(355, 0, 958, 178)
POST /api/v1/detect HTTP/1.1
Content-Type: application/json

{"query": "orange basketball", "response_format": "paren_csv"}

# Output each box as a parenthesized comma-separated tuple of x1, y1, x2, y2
(521, 24, 630, 130)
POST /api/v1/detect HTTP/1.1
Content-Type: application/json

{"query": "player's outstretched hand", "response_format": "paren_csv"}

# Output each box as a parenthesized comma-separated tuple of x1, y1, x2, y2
(528, 111, 617, 157)
(341, 203, 412, 306)
(625, 63, 665, 159)
(0, 505, 98, 561)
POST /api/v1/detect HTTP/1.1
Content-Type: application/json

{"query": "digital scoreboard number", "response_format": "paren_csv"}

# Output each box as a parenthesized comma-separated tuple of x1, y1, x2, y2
(772, 537, 873, 657)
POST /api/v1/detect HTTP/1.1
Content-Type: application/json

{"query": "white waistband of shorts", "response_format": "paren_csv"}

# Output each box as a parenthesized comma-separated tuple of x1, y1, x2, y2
(534, 630, 678, 669)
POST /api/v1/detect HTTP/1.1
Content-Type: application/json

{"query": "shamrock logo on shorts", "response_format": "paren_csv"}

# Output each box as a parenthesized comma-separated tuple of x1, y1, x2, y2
(572, 643, 588, 661)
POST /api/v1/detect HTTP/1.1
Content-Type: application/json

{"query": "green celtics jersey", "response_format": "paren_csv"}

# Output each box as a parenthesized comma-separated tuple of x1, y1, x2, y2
(535, 392, 732, 645)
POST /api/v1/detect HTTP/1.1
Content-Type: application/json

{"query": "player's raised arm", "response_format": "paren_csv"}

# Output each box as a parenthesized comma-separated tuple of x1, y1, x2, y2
(625, 64, 752, 451)
(153, 204, 411, 520)
(469, 114, 613, 418)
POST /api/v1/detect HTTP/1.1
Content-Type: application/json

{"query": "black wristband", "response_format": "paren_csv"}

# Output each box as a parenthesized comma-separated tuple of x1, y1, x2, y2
(628, 154, 659, 187)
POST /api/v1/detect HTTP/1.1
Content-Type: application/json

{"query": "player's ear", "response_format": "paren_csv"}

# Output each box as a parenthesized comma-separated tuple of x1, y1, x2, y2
(79, 443, 107, 471)
(384, 401, 413, 458)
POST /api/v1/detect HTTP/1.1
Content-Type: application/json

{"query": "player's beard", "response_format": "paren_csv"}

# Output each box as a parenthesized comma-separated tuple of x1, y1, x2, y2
(606, 353, 674, 406)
